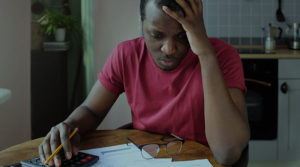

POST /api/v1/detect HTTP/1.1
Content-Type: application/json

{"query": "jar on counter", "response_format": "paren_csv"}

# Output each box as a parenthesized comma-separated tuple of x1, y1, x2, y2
(265, 37, 276, 53)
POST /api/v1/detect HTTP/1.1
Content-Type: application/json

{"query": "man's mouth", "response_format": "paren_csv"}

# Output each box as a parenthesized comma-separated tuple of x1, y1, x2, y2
(160, 59, 176, 67)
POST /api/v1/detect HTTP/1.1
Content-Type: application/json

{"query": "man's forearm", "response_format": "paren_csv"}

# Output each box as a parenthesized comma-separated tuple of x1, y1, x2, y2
(64, 105, 102, 136)
(199, 54, 250, 165)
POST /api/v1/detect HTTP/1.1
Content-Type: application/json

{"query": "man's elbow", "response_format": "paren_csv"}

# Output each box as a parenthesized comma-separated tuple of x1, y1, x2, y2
(213, 146, 243, 165)
(210, 127, 250, 165)
(215, 130, 251, 165)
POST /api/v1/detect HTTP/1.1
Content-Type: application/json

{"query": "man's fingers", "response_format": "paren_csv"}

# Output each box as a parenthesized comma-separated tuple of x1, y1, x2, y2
(50, 127, 61, 167)
(175, 0, 194, 16)
(54, 154, 61, 167)
(38, 143, 46, 163)
(38, 123, 81, 167)
(59, 123, 72, 160)
(72, 133, 81, 156)
(72, 144, 80, 156)
(162, 6, 184, 24)
(42, 138, 54, 166)
(189, 0, 201, 15)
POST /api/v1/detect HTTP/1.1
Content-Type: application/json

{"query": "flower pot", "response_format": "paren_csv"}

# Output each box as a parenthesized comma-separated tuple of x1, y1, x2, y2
(55, 28, 66, 42)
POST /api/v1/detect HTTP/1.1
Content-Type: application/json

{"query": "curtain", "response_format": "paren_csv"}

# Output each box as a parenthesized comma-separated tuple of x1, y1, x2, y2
(81, 0, 95, 94)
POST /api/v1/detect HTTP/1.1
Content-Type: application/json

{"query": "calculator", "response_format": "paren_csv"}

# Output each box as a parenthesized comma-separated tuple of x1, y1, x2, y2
(20, 152, 99, 167)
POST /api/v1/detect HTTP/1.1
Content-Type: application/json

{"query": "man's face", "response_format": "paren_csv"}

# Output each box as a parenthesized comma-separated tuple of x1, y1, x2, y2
(142, 1, 189, 71)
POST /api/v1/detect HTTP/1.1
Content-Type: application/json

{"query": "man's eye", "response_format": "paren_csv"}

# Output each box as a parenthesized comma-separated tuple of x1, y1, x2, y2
(151, 33, 163, 39)
(177, 33, 187, 40)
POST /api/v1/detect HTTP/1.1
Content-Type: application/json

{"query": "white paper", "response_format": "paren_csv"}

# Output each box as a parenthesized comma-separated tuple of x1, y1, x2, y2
(81, 144, 213, 167)
(171, 159, 213, 167)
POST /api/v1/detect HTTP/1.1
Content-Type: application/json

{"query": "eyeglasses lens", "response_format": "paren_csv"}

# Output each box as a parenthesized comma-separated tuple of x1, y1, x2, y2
(141, 144, 160, 159)
(166, 141, 182, 155)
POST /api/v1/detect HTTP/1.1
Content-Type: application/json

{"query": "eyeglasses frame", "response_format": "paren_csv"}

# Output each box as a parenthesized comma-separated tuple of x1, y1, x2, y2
(126, 133, 185, 159)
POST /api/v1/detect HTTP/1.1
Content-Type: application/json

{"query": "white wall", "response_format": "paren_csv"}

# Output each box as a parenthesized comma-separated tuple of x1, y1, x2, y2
(94, 0, 140, 129)
(0, 0, 31, 150)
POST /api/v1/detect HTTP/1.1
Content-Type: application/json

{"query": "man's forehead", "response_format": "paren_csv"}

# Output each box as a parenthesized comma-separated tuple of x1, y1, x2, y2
(144, 0, 184, 21)
(144, 0, 162, 16)
(143, 0, 184, 33)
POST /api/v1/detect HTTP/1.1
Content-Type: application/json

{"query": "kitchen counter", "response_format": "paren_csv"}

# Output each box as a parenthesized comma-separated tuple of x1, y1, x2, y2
(235, 46, 300, 59)
(0, 88, 11, 104)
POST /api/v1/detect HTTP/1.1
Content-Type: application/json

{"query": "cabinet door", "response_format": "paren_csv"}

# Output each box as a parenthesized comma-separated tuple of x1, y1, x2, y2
(31, 51, 69, 139)
(278, 79, 300, 160)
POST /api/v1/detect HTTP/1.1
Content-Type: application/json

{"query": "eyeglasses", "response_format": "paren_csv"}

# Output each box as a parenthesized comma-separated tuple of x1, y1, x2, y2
(126, 133, 185, 159)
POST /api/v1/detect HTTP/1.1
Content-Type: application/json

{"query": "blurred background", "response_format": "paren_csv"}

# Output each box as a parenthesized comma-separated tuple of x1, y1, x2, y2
(0, 1, 300, 166)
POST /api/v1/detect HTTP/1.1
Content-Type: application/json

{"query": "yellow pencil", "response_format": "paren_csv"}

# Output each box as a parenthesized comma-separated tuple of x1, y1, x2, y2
(44, 128, 78, 165)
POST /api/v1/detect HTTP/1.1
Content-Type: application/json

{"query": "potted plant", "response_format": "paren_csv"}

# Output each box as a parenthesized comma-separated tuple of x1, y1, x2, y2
(39, 10, 78, 42)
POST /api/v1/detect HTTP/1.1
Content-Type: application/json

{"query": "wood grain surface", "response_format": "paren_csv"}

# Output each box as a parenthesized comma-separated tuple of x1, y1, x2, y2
(0, 130, 228, 167)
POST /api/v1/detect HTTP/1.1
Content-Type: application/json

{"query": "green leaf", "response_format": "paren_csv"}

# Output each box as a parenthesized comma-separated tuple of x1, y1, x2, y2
(39, 10, 80, 37)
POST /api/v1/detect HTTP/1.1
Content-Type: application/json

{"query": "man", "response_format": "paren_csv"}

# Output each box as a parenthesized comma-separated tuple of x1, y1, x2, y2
(39, 0, 250, 166)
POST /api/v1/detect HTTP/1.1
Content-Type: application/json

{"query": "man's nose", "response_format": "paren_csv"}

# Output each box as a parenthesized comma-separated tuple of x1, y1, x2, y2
(161, 39, 177, 55)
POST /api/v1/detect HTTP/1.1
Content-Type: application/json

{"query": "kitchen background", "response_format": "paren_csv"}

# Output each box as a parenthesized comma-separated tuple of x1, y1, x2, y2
(0, 0, 300, 165)
(203, 0, 300, 44)
(96, 0, 300, 129)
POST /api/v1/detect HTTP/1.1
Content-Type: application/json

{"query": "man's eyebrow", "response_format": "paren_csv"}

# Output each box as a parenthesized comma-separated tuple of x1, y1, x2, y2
(149, 28, 163, 33)
(148, 24, 165, 32)
(152, 29, 163, 33)
(149, 25, 184, 35)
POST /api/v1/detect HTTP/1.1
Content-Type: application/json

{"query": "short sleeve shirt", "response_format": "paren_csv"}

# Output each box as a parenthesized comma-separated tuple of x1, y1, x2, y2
(98, 37, 246, 146)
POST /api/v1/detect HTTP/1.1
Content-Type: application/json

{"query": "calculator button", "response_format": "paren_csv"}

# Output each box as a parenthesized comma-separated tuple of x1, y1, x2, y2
(80, 159, 88, 164)
(20, 152, 98, 167)
(85, 156, 94, 161)
(79, 154, 86, 158)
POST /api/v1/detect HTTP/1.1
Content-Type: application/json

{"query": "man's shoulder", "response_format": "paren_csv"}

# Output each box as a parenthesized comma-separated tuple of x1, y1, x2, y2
(117, 37, 145, 50)
(209, 38, 238, 55)
(112, 37, 146, 64)
(209, 38, 234, 49)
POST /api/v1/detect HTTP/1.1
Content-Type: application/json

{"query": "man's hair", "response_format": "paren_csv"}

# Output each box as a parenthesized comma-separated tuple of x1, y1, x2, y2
(140, 0, 184, 21)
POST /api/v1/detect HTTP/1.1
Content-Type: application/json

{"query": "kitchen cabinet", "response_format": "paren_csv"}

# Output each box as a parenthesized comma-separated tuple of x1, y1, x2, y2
(278, 59, 300, 160)
(244, 58, 300, 160)
(239, 49, 300, 160)
(31, 50, 69, 139)
(243, 59, 279, 160)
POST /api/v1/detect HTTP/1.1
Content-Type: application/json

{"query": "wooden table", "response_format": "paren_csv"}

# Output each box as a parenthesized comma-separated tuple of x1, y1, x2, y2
(0, 130, 227, 167)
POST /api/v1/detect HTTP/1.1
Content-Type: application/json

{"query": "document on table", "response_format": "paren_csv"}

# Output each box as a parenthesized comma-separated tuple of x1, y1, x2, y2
(81, 144, 213, 167)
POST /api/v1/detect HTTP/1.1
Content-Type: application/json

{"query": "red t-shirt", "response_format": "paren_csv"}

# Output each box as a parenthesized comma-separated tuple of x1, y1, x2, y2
(98, 37, 246, 146)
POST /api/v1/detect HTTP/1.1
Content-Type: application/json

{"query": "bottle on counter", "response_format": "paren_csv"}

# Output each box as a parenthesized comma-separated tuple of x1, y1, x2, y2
(265, 37, 276, 53)
(262, 23, 282, 53)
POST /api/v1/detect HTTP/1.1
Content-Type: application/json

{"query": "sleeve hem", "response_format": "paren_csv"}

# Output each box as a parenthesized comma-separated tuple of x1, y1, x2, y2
(98, 75, 123, 95)
(227, 83, 247, 94)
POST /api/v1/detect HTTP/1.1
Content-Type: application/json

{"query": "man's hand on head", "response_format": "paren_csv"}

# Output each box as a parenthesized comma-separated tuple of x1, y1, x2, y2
(162, 0, 204, 31)
(162, 0, 214, 57)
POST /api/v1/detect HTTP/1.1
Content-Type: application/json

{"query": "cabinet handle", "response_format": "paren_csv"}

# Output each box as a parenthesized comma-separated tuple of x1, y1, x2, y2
(280, 82, 288, 94)
(245, 78, 272, 87)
